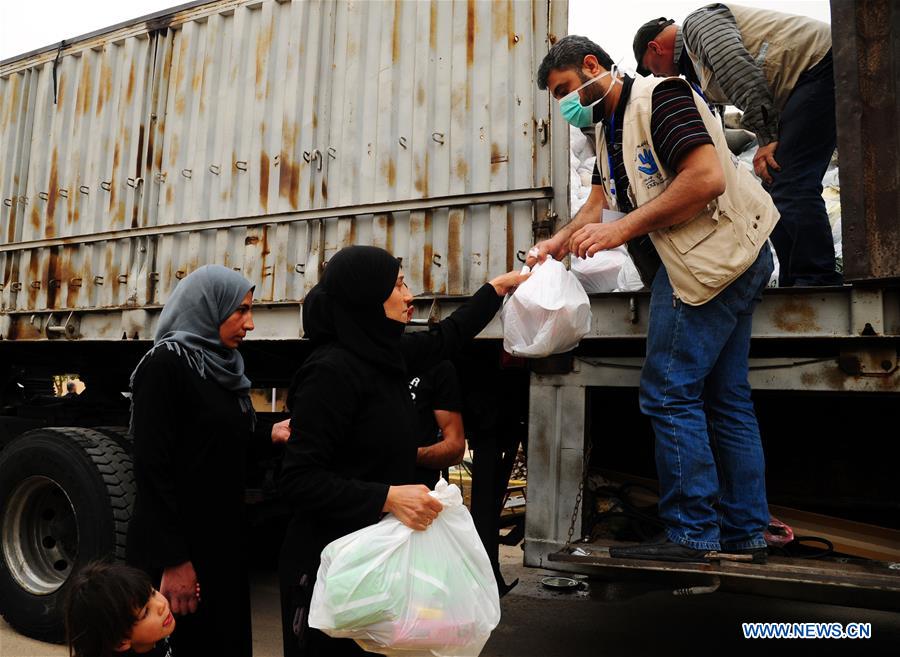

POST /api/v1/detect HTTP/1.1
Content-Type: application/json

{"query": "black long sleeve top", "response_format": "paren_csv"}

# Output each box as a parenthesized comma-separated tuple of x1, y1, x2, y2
(126, 347, 272, 572)
(278, 283, 502, 571)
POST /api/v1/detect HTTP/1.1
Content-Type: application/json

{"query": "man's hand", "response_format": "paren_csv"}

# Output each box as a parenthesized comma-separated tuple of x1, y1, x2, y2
(271, 418, 291, 444)
(525, 234, 568, 268)
(569, 221, 629, 258)
(160, 561, 200, 615)
(383, 485, 444, 531)
(753, 141, 780, 185)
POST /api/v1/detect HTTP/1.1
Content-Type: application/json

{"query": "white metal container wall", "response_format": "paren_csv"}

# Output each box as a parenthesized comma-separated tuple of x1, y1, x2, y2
(0, 0, 565, 322)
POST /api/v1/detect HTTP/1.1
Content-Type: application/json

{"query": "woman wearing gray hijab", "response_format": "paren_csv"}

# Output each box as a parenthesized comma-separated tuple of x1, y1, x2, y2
(126, 265, 289, 657)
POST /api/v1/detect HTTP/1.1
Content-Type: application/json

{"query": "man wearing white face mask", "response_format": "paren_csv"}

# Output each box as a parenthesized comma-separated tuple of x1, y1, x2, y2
(527, 35, 778, 564)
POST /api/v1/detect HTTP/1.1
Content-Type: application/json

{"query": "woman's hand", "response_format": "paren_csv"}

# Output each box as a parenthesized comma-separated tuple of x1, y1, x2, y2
(489, 270, 531, 296)
(160, 560, 201, 615)
(271, 418, 291, 444)
(383, 485, 443, 531)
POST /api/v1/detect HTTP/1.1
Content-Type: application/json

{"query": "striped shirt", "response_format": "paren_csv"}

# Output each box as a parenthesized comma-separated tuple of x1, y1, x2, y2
(587, 76, 712, 287)
(678, 3, 779, 144)
(591, 78, 712, 190)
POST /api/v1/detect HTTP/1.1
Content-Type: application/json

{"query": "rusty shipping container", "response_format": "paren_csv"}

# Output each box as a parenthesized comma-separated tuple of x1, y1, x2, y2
(1, 0, 567, 341)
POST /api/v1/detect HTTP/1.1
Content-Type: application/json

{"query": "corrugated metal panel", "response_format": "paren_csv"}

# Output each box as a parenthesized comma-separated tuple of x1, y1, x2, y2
(1, 0, 566, 324)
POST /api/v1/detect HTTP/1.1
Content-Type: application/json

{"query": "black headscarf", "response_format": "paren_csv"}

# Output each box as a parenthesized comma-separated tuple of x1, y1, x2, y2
(302, 246, 407, 375)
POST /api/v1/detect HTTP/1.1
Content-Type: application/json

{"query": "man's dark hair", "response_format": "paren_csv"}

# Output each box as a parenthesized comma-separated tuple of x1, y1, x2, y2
(65, 561, 153, 657)
(537, 35, 614, 90)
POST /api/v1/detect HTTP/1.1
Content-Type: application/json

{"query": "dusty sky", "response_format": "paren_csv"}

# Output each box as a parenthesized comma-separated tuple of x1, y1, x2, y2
(1, 0, 832, 63)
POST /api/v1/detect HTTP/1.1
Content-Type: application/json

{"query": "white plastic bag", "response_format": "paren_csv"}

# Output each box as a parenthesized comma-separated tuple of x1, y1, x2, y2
(571, 247, 628, 294)
(309, 479, 501, 657)
(501, 256, 591, 358)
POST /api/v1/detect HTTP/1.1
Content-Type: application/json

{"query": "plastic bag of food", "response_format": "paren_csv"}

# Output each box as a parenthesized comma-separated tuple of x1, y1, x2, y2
(501, 256, 591, 358)
(309, 479, 500, 657)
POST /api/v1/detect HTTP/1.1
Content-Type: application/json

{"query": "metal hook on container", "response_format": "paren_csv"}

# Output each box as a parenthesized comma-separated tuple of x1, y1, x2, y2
(399, 136, 408, 149)
(235, 161, 248, 172)
(432, 132, 445, 145)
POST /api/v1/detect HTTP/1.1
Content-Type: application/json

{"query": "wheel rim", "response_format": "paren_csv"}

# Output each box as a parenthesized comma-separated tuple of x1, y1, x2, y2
(1, 476, 79, 595)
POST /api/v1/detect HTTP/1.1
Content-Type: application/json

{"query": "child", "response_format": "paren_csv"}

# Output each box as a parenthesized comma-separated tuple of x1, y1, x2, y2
(65, 561, 176, 656)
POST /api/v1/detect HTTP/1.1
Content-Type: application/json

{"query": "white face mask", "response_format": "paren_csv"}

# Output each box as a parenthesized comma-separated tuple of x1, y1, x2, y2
(558, 65, 620, 128)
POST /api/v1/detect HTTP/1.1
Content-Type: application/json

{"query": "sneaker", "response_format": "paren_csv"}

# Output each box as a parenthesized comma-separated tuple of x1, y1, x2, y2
(609, 537, 712, 563)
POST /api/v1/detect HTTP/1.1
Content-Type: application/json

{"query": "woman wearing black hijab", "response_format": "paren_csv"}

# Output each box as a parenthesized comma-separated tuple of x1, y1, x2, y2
(278, 246, 527, 657)
(127, 265, 290, 657)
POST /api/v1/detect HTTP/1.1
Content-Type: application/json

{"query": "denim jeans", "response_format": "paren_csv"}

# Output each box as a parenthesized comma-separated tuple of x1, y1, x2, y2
(767, 51, 843, 287)
(638, 245, 774, 551)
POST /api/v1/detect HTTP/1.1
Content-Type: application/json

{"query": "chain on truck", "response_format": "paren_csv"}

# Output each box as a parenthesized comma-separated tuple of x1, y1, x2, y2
(1, 0, 899, 643)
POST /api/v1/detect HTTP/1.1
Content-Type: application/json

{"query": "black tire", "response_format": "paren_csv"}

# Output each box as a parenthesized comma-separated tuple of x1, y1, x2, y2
(93, 425, 133, 454)
(0, 427, 135, 642)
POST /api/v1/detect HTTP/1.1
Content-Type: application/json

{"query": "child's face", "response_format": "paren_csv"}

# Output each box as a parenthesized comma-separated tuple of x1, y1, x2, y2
(118, 588, 175, 653)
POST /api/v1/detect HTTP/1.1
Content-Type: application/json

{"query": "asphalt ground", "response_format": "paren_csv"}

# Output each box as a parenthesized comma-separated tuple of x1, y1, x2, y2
(2, 543, 899, 657)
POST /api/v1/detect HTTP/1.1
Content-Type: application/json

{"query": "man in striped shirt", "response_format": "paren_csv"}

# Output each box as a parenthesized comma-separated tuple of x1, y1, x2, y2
(633, 4, 842, 287)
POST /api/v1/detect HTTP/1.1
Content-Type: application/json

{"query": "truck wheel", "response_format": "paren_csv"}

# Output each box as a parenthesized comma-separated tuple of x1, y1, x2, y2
(0, 427, 134, 642)
(93, 426, 133, 453)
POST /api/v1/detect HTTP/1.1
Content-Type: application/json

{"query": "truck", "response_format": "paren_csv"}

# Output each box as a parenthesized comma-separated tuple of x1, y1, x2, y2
(1, 0, 898, 643)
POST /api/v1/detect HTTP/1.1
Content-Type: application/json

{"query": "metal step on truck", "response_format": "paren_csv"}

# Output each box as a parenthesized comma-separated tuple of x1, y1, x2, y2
(1, 0, 898, 643)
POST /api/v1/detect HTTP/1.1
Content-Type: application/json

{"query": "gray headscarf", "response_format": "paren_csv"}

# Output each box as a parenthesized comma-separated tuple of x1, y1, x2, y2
(130, 265, 255, 418)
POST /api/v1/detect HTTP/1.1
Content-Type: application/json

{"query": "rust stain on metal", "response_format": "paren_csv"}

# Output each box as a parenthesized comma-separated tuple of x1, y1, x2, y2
(166, 186, 174, 205)
(45, 149, 59, 238)
(423, 211, 433, 291)
(391, 0, 401, 63)
(491, 143, 508, 170)
(256, 20, 274, 93)
(466, 0, 476, 67)
(429, 0, 438, 50)
(76, 57, 94, 118)
(29, 199, 41, 233)
(46, 248, 61, 309)
(55, 71, 66, 108)
(26, 251, 39, 308)
(414, 153, 429, 195)
(260, 151, 270, 211)
(312, 112, 318, 129)
(321, 177, 328, 201)
(126, 61, 136, 103)
(382, 159, 396, 188)
(97, 55, 113, 116)
(492, 0, 507, 43)
(455, 157, 468, 181)
(773, 299, 821, 333)
(64, 249, 78, 308)
(416, 84, 425, 107)
(447, 209, 463, 294)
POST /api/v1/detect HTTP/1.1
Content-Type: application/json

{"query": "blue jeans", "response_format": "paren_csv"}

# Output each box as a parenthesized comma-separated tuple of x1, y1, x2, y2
(638, 245, 773, 551)
(767, 51, 842, 287)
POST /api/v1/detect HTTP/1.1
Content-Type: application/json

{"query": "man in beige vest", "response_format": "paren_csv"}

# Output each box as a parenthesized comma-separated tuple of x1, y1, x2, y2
(633, 3, 841, 287)
(528, 35, 776, 563)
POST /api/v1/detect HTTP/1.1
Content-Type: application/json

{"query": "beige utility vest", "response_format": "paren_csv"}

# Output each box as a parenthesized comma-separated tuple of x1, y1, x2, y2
(685, 3, 832, 111)
(594, 75, 778, 305)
